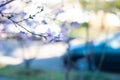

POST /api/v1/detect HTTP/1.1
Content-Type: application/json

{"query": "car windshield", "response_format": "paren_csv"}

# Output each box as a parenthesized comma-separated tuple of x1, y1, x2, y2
(94, 32, 120, 49)
(108, 35, 120, 49)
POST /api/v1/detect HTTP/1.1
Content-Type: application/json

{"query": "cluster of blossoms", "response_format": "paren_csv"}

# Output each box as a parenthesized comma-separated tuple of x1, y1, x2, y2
(44, 28, 64, 43)
(0, 0, 77, 44)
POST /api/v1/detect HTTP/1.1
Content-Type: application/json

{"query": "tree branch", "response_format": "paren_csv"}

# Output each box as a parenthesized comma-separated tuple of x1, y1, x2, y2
(0, 11, 47, 39)
(9, 18, 47, 39)
(0, 0, 15, 8)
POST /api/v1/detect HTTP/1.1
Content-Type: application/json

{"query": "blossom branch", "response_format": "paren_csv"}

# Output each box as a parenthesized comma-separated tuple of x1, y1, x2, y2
(0, 0, 15, 8)
(0, 11, 47, 39)
(16, 7, 44, 23)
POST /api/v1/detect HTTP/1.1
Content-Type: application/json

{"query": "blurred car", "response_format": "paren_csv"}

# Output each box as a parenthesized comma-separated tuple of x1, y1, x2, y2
(62, 32, 120, 72)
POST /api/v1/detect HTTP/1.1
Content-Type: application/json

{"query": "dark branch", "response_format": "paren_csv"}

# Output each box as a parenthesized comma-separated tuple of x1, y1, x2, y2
(0, 0, 15, 8)
(0, 11, 47, 39)
(9, 18, 47, 39)
(16, 10, 43, 23)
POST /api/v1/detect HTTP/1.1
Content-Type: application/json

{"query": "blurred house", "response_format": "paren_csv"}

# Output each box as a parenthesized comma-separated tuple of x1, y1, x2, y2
(89, 10, 120, 39)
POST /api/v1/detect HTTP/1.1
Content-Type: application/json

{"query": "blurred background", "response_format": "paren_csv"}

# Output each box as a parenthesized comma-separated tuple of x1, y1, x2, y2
(0, 0, 120, 80)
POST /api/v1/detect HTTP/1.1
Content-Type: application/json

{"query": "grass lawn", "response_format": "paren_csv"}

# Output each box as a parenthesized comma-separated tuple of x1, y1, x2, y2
(0, 65, 120, 80)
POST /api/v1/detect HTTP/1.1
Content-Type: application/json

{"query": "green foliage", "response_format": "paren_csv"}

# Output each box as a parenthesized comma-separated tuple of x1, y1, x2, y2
(81, 22, 88, 27)
(114, 0, 120, 9)
(68, 27, 86, 38)
(0, 66, 64, 80)
(79, 0, 89, 8)
(102, 1, 113, 12)
(68, 22, 88, 37)
(79, 0, 120, 12)
(0, 66, 120, 80)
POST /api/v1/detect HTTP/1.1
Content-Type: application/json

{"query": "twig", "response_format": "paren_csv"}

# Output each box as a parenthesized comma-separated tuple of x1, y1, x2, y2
(0, 0, 15, 8)
(16, 7, 44, 23)
(10, 18, 46, 39)
(0, 11, 47, 39)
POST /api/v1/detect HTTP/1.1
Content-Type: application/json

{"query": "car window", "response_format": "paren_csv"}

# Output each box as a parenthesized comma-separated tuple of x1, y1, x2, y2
(107, 36, 120, 49)
(94, 32, 120, 49)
